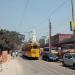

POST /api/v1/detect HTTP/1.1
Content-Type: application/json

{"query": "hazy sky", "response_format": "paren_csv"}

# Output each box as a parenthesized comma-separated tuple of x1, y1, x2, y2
(0, 0, 75, 39)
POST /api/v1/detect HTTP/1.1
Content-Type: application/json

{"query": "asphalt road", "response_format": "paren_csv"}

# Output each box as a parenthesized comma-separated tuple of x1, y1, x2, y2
(17, 57, 75, 75)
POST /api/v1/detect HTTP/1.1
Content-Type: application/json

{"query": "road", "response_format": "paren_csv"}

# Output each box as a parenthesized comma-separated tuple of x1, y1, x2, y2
(17, 56, 75, 75)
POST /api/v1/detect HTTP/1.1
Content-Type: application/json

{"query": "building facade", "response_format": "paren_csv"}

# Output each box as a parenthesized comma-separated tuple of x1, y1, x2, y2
(51, 34, 73, 46)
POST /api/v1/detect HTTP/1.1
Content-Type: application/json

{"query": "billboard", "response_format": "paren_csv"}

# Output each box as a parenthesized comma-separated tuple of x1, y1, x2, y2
(70, 21, 75, 31)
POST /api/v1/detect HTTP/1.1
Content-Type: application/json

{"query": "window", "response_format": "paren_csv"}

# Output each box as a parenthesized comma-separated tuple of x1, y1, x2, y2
(64, 54, 68, 58)
(67, 55, 72, 59)
(72, 54, 75, 59)
(65, 54, 72, 59)
(33, 45, 38, 49)
(44, 48, 49, 52)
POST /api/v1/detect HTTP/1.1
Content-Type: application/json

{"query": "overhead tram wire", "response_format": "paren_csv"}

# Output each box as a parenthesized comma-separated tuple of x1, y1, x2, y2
(49, 0, 68, 18)
(19, 0, 30, 26)
(38, 0, 68, 25)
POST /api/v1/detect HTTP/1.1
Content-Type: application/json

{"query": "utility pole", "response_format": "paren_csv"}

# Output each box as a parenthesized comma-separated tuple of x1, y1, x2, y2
(49, 19, 51, 53)
(70, 0, 75, 51)
(71, 0, 74, 21)
(70, 0, 75, 32)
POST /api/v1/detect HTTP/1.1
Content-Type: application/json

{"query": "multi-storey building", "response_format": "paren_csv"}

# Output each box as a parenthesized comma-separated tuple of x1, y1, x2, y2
(51, 33, 73, 46)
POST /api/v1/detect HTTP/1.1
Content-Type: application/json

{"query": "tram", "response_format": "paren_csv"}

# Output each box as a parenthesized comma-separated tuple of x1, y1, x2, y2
(22, 42, 40, 59)
(22, 31, 40, 59)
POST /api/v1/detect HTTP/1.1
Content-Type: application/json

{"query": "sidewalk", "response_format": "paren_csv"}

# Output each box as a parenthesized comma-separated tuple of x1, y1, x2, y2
(0, 57, 23, 75)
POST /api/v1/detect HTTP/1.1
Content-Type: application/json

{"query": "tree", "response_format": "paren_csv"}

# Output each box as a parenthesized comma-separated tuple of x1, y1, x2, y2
(39, 36, 47, 47)
(0, 29, 25, 51)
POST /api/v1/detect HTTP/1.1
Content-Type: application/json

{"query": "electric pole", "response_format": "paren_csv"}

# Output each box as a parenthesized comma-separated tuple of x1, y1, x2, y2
(70, 0, 75, 51)
(70, 0, 75, 32)
(49, 19, 51, 53)
(71, 0, 74, 21)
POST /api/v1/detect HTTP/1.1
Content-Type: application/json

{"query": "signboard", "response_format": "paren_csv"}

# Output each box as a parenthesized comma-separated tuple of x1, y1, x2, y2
(70, 21, 75, 31)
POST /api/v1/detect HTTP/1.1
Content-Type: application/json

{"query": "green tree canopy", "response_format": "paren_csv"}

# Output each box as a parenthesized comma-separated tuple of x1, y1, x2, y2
(0, 29, 25, 51)
(39, 36, 46, 47)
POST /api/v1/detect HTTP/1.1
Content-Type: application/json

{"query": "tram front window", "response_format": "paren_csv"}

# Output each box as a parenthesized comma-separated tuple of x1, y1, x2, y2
(33, 46, 38, 49)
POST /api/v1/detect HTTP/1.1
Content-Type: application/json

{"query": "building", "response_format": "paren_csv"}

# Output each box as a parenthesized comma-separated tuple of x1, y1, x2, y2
(44, 33, 75, 55)
(51, 33, 73, 46)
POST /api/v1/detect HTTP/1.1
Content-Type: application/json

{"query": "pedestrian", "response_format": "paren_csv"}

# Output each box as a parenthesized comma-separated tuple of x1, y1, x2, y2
(0, 50, 2, 72)
(0, 49, 2, 63)
(12, 52, 15, 59)
(15, 51, 18, 57)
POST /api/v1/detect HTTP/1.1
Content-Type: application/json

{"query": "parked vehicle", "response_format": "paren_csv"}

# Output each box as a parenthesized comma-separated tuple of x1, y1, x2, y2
(62, 53, 75, 69)
(42, 52, 58, 61)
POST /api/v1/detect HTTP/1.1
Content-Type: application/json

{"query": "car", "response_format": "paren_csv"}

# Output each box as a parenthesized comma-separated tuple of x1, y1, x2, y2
(42, 52, 58, 61)
(62, 53, 75, 69)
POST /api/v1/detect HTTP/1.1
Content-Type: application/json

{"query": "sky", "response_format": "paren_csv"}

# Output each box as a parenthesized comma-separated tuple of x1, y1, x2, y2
(0, 0, 75, 40)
